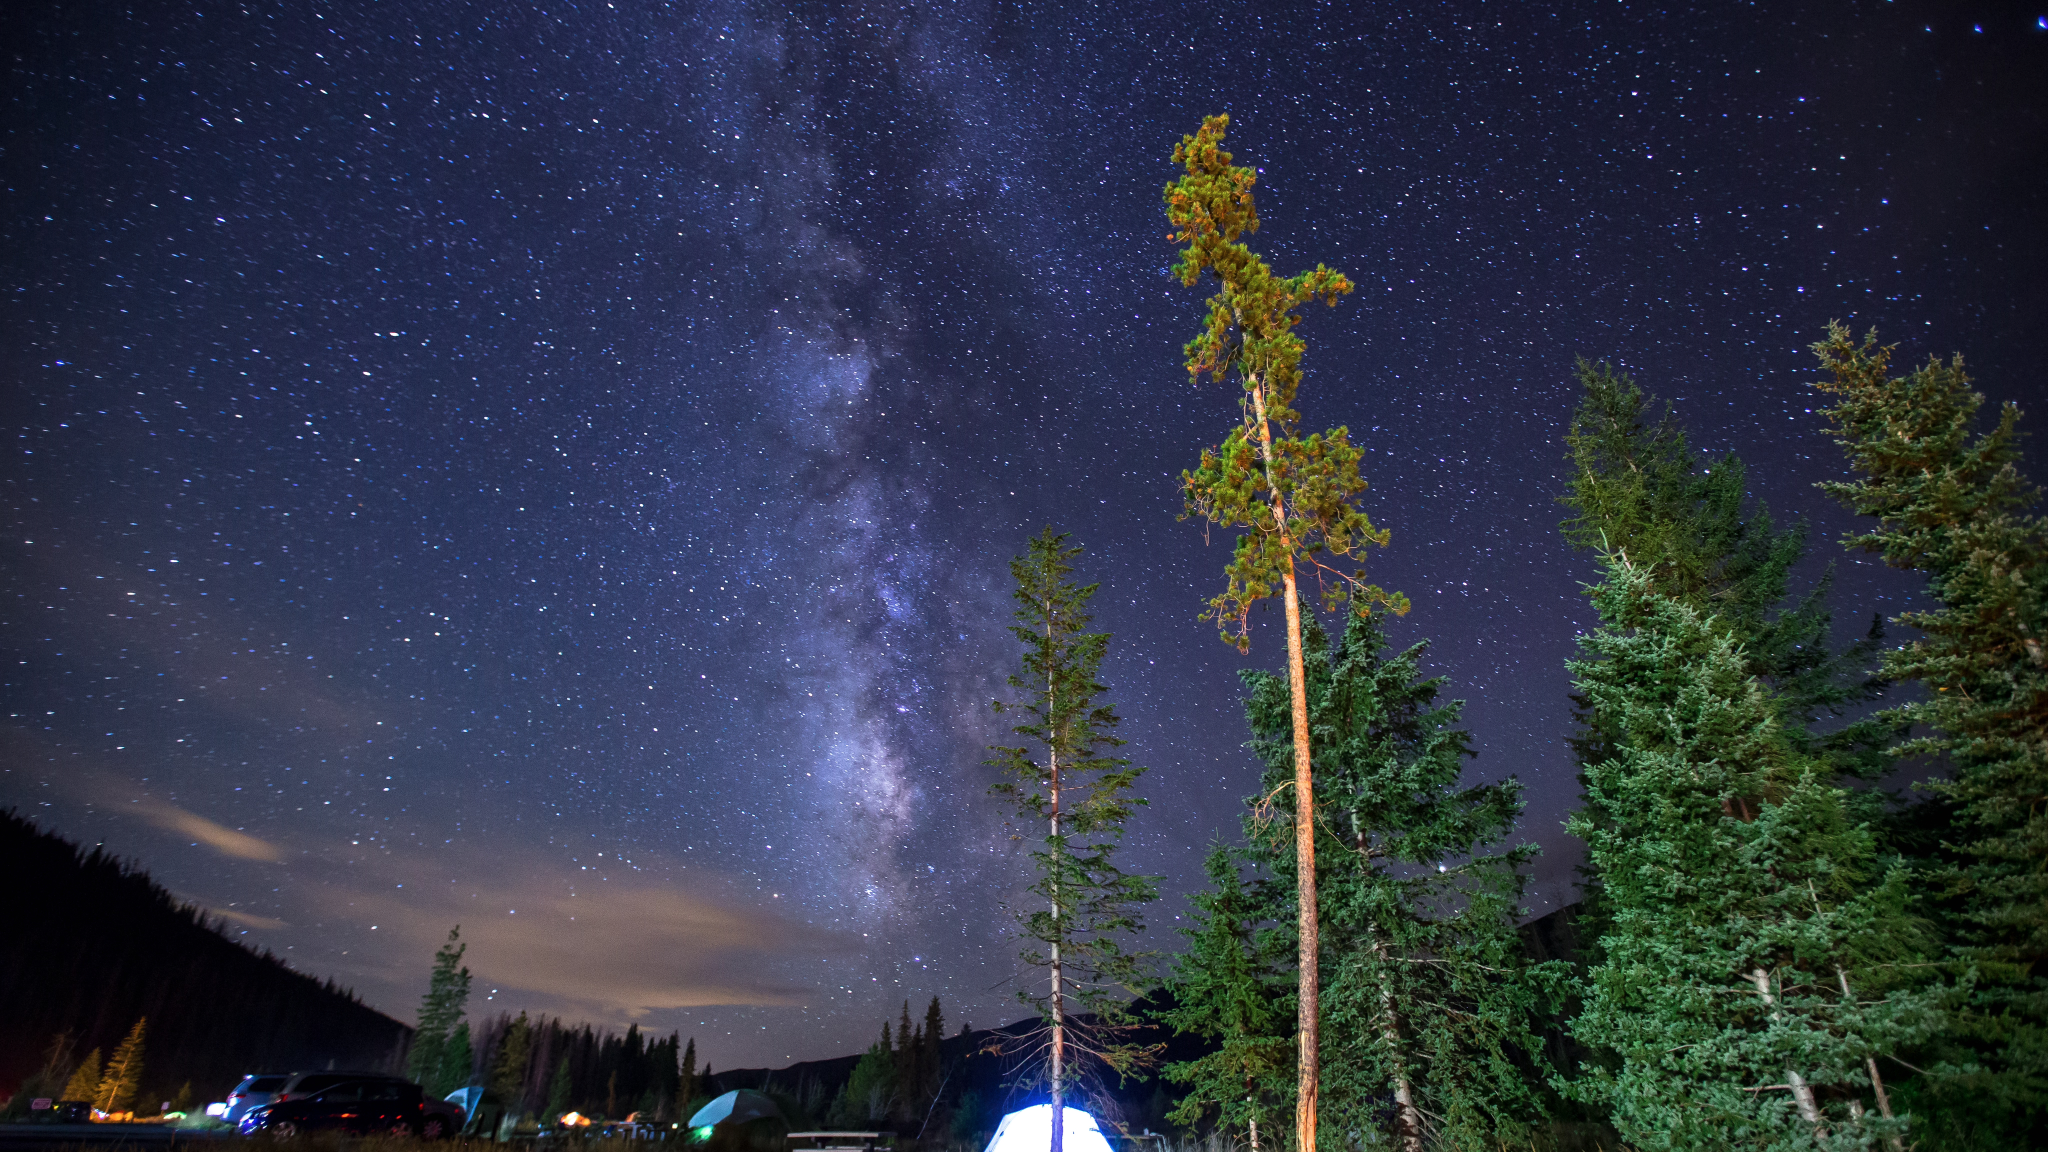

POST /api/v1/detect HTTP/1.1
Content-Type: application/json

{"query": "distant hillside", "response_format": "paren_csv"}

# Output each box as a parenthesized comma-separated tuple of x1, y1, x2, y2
(0, 810, 412, 1104)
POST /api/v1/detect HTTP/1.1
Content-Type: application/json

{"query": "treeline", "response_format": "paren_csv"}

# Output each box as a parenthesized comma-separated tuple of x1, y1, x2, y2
(471, 1011, 694, 1122)
(0, 809, 412, 1109)
(401, 928, 704, 1123)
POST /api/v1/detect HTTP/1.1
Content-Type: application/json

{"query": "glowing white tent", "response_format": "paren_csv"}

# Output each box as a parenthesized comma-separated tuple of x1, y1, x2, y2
(982, 1105, 1115, 1152)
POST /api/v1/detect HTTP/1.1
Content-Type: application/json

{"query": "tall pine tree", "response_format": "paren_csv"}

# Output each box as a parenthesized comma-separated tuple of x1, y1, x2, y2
(989, 527, 1157, 1152)
(95, 1018, 146, 1116)
(61, 1049, 100, 1105)
(409, 927, 473, 1091)
(1166, 111, 1404, 1152)
(1567, 552, 1938, 1150)
(1810, 323, 2048, 1139)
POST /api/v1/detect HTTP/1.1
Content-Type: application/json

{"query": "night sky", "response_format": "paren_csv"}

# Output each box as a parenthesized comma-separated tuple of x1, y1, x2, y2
(5, 0, 2044, 1070)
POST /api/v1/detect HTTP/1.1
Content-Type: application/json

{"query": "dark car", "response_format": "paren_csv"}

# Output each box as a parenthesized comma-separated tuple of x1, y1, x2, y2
(224, 1074, 289, 1123)
(238, 1075, 425, 1137)
(420, 1096, 464, 1140)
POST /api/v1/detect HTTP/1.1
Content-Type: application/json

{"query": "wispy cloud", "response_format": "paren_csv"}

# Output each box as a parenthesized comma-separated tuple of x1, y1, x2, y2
(301, 841, 840, 1022)
(137, 800, 284, 862)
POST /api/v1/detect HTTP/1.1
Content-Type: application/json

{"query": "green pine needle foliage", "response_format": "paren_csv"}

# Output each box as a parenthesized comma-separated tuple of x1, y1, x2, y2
(1170, 612, 1561, 1149)
(1560, 358, 1889, 781)
(61, 1048, 101, 1105)
(409, 926, 474, 1095)
(1161, 844, 1297, 1147)
(988, 527, 1160, 1090)
(1260, 613, 1562, 1149)
(1165, 113, 1405, 647)
(1567, 552, 1941, 1151)
(1810, 323, 2048, 1134)
(95, 1017, 146, 1115)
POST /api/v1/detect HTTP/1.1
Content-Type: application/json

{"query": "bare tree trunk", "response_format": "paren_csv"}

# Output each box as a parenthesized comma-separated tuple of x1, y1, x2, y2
(1281, 567, 1318, 1152)
(1242, 369, 1319, 1152)
(1048, 632, 1064, 1152)
(1750, 968, 1825, 1135)
(1369, 931, 1425, 1152)
(1835, 967, 1903, 1152)
(1245, 1088, 1262, 1152)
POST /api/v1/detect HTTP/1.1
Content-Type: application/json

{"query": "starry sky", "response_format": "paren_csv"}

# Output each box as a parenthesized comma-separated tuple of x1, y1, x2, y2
(4, 0, 2044, 1070)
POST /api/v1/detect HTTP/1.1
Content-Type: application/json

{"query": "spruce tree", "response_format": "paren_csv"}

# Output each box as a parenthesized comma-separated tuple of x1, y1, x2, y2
(1166, 111, 1404, 1152)
(95, 1018, 146, 1116)
(919, 997, 944, 1118)
(1810, 323, 2048, 1136)
(1161, 846, 1295, 1152)
(681, 1038, 697, 1108)
(989, 527, 1158, 1152)
(492, 1011, 534, 1117)
(893, 1000, 917, 1120)
(437, 1021, 475, 1097)
(1248, 613, 1560, 1150)
(546, 1057, 572, 1123)
(61, 1049, 100, 1104)
(1568, 553, 1938, 1150)
(409, 927, 473, 1089)
(1560, 359, 1886, 789)
(830, 1030, 896, 1126)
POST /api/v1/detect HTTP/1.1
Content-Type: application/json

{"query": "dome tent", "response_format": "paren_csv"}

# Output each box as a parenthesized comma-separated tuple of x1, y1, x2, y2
(982, 1105, 1115, 1152)
(686, 1090, 787, 1152)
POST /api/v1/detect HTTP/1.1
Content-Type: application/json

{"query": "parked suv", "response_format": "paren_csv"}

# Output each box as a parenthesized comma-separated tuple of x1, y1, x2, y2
(223, 1074, 288, 1123)
(237, 1073, 426, 1137)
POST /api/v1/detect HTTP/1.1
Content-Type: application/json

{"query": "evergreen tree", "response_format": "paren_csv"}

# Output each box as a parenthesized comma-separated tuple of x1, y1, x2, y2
(989, 527, 1159, 1152)
(1560, 359, 1887, 792)
(95, 1017, 146, 1115)
(1810, 324, 2048, 1138)
(546, 1056, 572, 1123)
(1243, 613, 1561, 1150)
(1161, 846, 1295, 1152)
(653, 1033, 681, 1121)
(892, 1000, 918, 1120)
(1166, 112, 1404, 1152)
(681, 1038, 697, 1107)
(1567, 553, 1939, 1150)
(61, 1049, 100, 1104)
(919, 997, 944, 1111)
(436, 1020, 475, 1096)
(408, 927, 473, 1089)
(492, 1011, 534, 1117)
(830, 1031, 896, 1126)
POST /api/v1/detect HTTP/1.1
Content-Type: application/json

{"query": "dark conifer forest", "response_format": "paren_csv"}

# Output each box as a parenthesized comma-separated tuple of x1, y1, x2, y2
(0, 810, 411, 1104)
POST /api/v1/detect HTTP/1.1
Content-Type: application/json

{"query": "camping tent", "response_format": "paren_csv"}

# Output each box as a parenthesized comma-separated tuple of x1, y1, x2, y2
(982, 1105, 1115, 1152)
(444, 1087, 506, 1139)
(686, 1090, 787, 1152)
(687, 1090, 783, 1130)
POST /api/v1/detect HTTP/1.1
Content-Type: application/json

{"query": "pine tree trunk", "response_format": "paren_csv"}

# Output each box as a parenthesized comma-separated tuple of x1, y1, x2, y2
(1048, 628, 1064, 1152)
(1281, 568, 1319, 1152)
(1369, 932, 1424, 1152)
(1243, 367, 1319, 1152)
(1835, 967, 1903, 1152)
(1245, 1082, 1263, 1152)
(1749, 968, 1824, 1135)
